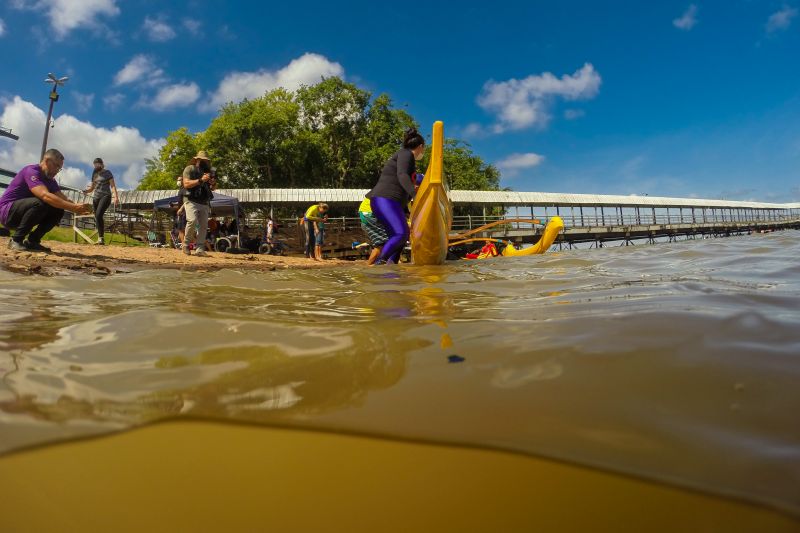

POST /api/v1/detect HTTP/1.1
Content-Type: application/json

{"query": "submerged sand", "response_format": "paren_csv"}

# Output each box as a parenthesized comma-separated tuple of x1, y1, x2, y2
(0, 237, 354, 276)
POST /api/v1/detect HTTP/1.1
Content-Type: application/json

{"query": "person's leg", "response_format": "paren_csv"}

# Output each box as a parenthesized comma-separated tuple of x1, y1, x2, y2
(195, 205, 209, 251)
(367, 247, 381, 265)
(183, 202, 199, 253)
(27, 203, 64, 245)
(93, 195, 111, 243)
(361, 213, 387, 265)
(306, 223, 315, 258)
(5, 198, 56, 243)
(370, 197, 409, 264)
(316, 230, 324, 260)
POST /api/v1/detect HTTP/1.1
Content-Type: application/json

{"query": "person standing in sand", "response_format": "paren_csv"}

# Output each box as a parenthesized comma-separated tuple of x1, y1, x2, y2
(83, 157, 119, 245)
(303, 202, 328, 260)
(0, 149, 91, 252)
(181, 151, 215, 257)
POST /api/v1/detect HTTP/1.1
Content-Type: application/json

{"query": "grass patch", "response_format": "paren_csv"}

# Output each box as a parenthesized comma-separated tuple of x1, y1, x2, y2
(42, 226, 145, 246)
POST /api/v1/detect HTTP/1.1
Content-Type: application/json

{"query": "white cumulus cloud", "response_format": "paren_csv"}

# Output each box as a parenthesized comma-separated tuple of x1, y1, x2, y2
(141, 82, 201, 111)
(103, 93, 125, 111)
(564, 109, 586, 120)
(11, 0, 120, 40)
(478, 63, 601, 133)
(113, 54, 166, 87)
(72, 91, 95, 113)
(143, 16, 176, 42)
(766, 5, 798, 33)
(203, 53, 345, 112)
(182, 18, 202, 35)
(496, 153, 545, 175)
(673, 4, 698, 30)
(0, 96, 164, 189)
(0, 18, 6, 37)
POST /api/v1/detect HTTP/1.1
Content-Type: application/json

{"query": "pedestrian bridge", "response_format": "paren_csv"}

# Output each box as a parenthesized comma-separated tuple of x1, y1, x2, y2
(69, 187, 800, 215)
(62, 188, 800, 251)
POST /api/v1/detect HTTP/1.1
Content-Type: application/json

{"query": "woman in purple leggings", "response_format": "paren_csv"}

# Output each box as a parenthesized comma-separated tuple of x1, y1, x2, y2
(367, 128, 426, 264)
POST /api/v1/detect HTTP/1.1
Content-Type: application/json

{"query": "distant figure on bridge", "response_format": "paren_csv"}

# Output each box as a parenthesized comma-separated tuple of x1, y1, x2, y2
(367, 127, 425, 264)
(0, 149, 91, 252)
(83, 157, 119, 245)
(303, 202, 328, 260)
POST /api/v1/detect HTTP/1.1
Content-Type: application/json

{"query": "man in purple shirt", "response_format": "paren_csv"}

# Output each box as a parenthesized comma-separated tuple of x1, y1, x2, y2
(0, 149, 91, 252)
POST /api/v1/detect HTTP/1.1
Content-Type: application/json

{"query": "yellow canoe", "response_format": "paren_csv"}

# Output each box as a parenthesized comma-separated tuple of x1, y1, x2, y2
(502, 215, 564, 256)
(409, 121, 452, 266)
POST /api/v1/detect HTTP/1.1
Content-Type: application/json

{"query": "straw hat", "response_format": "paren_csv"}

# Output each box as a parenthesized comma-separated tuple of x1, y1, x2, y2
(192, 150, 211, 161)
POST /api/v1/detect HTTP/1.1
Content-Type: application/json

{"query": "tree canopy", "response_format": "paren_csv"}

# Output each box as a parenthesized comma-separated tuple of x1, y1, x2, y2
(138, 77, 501, 193)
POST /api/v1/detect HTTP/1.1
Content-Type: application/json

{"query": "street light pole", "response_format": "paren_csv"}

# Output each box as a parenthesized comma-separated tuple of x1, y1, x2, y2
(40, 73, 68, 160)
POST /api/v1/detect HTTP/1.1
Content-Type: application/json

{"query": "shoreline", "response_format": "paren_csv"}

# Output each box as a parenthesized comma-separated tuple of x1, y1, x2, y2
(0, 237, 354, 276)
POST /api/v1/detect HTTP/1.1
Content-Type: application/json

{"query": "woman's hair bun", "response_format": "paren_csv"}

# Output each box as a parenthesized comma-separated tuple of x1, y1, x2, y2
(402, 127, 425, 149)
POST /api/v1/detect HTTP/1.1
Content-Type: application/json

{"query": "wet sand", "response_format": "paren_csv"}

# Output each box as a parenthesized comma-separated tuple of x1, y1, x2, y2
(0, 237, 354, 276)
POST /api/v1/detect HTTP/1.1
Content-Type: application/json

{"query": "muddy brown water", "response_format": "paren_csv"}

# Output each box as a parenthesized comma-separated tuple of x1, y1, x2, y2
(1, 231, 799, 515)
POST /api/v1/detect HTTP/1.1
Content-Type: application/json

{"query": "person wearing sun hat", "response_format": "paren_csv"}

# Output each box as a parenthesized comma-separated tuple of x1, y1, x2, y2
(181, 150, 215, 257)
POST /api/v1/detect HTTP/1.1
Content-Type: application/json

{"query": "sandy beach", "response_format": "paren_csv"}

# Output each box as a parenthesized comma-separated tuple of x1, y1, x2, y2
(0, 237, 354, 276)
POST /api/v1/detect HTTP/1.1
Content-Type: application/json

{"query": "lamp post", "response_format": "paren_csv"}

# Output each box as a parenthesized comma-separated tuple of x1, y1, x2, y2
(40, 72, 68, 160)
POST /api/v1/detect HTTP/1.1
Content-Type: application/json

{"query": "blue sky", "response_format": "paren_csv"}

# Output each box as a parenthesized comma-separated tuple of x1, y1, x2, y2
(0, 0, 798, 202)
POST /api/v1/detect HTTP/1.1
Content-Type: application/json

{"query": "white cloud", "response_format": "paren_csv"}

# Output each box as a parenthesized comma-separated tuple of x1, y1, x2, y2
(0, 96, 164, 189)
(56, 167, 91, 189)
(461, 123, 483, 137)
(673, 4, 698, 31)
(143, 16, 176, 42)
(113, 55, 166, 87)
(203, 53, 345, 112)
(11, 0, 120, 40)
(72, 91, 95, 113)
(103, 93, 125, 110)
(0, 18, 6, 37)
(496, 153, 545, 174)
(477, 63, 601, 133)
(142, 82, 201, 111)
(564, 109, 586, 120)
(182, 18, 202, 35)
(766, 6, 798, 33)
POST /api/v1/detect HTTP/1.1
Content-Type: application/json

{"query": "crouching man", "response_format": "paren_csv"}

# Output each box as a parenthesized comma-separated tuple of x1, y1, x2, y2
(0, 149, 91, 252)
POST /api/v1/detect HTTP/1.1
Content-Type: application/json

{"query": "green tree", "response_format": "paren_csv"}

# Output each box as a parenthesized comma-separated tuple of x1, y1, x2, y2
(295, 78, 371, 188)
(136, 78, 504, 194)
(357, 93, 417, 186)
(204, 89, 303, 189)
(138, 127, 200, 190)
(416, 139, 500, 191)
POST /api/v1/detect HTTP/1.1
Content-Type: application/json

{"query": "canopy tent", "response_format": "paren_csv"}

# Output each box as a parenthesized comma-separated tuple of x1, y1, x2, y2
(153, 193, 241, 218)
(151, 193, 242, 248)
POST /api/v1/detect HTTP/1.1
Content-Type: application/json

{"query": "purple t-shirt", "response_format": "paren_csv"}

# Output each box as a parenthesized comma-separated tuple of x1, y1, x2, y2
(0, 164, 62, 226)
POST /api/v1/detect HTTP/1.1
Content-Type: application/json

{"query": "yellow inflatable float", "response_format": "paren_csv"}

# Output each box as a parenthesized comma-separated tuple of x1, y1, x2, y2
(501, 215, 565, 256)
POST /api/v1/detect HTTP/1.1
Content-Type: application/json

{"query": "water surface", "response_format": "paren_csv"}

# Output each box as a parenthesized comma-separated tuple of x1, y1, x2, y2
(1, 231, 799, 514)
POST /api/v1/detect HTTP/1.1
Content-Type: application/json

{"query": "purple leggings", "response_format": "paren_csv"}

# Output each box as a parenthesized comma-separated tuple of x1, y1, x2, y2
(370, 196, 409, 264)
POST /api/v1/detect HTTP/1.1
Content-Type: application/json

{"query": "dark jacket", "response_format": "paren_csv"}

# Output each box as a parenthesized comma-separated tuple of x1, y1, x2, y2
(367, 148, 416, 205)
(183, 165, 213, 204)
